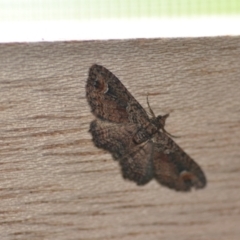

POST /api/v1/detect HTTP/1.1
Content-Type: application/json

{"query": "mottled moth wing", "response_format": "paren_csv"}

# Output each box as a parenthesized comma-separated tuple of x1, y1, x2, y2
(90, 119, 153, 185)
(119, 141, 154, 185)
(152, 132, 206, 191)
(86, 64, 150, 125)
(90, 119, 137, 157)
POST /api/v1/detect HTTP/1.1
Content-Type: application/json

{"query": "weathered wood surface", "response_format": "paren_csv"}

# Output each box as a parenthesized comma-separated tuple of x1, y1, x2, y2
(0, 37, 240, 240)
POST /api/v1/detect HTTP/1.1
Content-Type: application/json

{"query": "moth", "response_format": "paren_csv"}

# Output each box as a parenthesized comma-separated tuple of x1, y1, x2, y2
(86, 64, 207, 191)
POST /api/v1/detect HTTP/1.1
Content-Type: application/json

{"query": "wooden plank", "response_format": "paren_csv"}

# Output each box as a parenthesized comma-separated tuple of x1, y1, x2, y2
(0, 37, 240, 240)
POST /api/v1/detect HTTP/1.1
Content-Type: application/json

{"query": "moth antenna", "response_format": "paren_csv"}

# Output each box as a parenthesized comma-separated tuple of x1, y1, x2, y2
(146, 94, 156, 118)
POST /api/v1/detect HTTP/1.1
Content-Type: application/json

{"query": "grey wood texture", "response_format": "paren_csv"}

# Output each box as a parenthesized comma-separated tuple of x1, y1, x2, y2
(0, 37, 240, 240)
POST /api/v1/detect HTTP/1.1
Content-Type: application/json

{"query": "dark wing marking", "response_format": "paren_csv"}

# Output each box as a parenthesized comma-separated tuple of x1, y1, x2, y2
(86, 64, 150, 125)
(153, 132, 207, 191)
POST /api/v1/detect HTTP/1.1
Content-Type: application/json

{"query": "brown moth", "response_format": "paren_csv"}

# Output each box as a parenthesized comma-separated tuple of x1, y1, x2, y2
(86, 64, 207, 191)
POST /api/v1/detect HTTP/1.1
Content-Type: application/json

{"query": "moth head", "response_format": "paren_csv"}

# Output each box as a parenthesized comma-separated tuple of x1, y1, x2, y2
(155, 114, 169, 130)
(155, 114, 179, 138)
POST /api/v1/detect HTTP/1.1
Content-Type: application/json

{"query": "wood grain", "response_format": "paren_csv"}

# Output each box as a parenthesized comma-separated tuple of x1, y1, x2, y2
(0, 37, 240, 240)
